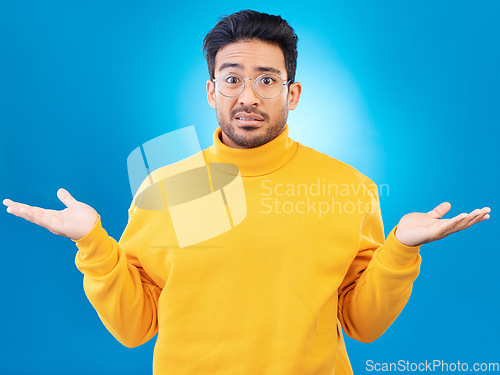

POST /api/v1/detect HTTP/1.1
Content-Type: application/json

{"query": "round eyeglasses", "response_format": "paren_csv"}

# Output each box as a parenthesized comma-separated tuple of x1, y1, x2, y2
(212, 72, 291, 99)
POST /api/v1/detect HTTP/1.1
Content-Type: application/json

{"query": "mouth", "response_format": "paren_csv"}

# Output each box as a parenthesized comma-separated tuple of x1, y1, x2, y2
(234, 112, 265, 127)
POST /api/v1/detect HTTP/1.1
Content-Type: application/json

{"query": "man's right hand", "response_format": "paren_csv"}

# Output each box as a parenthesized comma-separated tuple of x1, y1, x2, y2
(3, 188, 99, 241)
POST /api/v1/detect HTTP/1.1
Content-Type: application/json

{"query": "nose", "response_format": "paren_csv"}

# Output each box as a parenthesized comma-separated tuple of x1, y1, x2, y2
(238, 79, 261, 106)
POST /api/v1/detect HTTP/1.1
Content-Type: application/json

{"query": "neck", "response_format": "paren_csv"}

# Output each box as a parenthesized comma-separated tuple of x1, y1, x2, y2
(204, 123, 297, 177)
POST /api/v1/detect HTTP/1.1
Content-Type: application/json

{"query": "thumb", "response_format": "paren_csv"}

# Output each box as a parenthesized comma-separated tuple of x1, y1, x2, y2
(57, 188, 78, 208)
(427, 201, 451, 219)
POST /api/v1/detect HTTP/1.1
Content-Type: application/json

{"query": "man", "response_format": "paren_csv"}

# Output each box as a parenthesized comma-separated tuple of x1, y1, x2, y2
(2, 9, 490, 375)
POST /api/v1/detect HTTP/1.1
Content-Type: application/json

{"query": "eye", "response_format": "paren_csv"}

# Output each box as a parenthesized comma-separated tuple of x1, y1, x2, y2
(225, 75, 241, 84)
(261, 76, 277, 85)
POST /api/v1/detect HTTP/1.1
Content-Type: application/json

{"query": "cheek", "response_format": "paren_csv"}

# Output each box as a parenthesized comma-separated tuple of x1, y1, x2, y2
(277, 97, 289, 114)
(215, 96, 236, 116)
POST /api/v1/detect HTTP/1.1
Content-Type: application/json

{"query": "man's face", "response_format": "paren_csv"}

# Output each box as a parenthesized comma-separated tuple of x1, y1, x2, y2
(207, 40, 301, 149)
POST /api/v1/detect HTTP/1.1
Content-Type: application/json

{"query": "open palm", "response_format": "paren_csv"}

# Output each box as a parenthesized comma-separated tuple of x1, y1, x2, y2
(395, 202, 491, 247)
(3, 188, 98, 241)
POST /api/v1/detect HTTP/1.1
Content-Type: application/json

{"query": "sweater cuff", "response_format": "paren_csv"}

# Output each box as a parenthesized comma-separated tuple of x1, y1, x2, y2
(377, 225, 421, 269)
(72, 215, 113, 263)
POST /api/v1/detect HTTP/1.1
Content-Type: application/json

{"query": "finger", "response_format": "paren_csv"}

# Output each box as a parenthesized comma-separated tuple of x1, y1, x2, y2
(458, 207, 491, 230)
(447, 212, 469, 225)
(480, 206, 491, 215)
(4, 200, 48, 216)
(3, 198, 23, 207)
(3, 198, 14, 206)
(6, 205, 39, 222)
(16, 206, 57, 231)
(57, 188, 78, 208)
(440, 208, 490, 237)
(435, 213, 470, 238)
(454, 209, 483, 230)
(427, 202, 451, 219)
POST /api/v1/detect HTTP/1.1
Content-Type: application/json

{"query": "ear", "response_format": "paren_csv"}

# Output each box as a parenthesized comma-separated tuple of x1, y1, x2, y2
(287, 81, 302, 110)
(206, 79, 216, 109)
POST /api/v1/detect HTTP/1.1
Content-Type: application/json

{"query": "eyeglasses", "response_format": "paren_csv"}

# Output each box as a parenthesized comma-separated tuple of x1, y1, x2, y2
(212, 72, 291, 99)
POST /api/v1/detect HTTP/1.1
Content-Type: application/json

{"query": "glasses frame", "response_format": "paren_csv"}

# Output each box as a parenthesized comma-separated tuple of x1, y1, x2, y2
(212, 72, 292, 99)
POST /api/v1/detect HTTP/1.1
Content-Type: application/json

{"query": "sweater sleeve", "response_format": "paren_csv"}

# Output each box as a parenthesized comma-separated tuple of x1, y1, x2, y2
(73, 205, 162, 348)
(337, 181, 422, 343)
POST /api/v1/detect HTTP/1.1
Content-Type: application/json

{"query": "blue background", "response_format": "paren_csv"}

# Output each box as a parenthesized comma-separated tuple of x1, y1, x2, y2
(1, 1, 498, 374)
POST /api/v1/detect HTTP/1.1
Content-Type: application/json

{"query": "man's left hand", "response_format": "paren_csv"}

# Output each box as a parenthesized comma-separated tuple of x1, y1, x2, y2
(394, 202, 491, 247)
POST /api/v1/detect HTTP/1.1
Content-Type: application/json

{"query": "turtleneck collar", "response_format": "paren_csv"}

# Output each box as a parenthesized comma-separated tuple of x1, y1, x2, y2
(204, 123, 298, 177)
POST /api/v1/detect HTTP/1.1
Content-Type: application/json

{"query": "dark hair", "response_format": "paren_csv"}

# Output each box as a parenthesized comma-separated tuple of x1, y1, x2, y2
(202, 10, 298, 83)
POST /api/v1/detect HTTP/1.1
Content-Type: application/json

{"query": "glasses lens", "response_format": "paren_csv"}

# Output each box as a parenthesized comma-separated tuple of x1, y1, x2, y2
(215, 73, 286, 98)
(255, 74, 284, 99)
(217, 73, 244, 97)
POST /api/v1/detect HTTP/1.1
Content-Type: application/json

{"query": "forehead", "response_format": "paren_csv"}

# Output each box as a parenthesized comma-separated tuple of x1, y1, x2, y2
(214, 40, 286, 75)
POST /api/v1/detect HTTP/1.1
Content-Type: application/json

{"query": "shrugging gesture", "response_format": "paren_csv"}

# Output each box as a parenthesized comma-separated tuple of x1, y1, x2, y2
(3, 188, 98, 241)
(395, 202, 491, 247)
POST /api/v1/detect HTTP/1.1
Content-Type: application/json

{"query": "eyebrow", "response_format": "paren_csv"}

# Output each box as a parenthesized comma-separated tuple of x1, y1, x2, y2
(218, 63, 282, 75)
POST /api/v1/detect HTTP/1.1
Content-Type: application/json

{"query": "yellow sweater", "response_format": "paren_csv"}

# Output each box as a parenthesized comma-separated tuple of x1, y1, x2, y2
(74, 124, 422, 374)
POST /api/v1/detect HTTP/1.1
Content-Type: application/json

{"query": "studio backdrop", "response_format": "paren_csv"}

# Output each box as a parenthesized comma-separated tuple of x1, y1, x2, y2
(1, 1, 498, 374)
